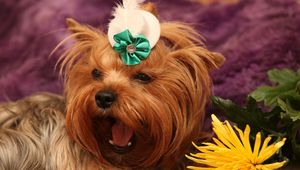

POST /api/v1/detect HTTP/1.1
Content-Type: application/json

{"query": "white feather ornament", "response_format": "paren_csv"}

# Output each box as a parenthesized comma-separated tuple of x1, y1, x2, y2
(108, 0, 160, 49)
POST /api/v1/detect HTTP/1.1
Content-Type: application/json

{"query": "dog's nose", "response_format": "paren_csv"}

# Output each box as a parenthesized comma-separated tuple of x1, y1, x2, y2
(95, 91, 117, 109)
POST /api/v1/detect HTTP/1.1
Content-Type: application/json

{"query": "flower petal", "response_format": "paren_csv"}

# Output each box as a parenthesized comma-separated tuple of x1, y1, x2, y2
(134, 36, 151, 59)
(113, 29, 133, 44)
(121, 52, 141, 65)
(252, 132, 261, 163)
(187, 114, 287, 170)
(113, 40, 128, 53)
(134, 50, 150, 60)
(262, 160, 286, 169)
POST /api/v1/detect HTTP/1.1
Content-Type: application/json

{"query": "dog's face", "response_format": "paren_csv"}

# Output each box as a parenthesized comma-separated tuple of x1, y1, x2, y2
(59, 7, 224, 168)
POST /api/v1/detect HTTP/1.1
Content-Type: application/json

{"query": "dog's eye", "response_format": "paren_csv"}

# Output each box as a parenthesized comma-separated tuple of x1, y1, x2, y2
(92, 69, 102, 80)
(134, 73, 152, 83)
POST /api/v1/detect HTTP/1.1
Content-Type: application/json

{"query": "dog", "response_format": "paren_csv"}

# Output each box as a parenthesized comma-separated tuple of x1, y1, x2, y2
(0, 2, 224, 169)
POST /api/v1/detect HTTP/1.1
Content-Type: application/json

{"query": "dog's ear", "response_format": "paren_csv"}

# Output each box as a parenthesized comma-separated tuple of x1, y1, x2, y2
(198, 50, 225, 72)
(66, 18, 80, 31)
(212, 52, 225, 70)
(141, 2, 159, 18)
(55, 18, 106, 76)
(65, 18, 103, 42)
(161, 23, 225, 72)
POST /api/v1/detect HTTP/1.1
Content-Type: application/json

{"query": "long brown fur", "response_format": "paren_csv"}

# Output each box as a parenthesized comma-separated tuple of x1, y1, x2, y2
(57, 3, 224, 169)
(0, 2, 224, 170)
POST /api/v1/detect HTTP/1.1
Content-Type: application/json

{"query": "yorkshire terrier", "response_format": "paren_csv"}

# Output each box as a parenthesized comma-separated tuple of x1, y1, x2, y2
(0, 1, 224, 169)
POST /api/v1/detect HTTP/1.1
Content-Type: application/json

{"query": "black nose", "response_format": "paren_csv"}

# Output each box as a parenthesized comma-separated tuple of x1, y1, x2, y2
(95, 91, 117, 109)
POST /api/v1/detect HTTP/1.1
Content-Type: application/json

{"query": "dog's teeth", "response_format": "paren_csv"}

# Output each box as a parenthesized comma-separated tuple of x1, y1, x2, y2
(109, 140, 114, 145)
(127, 142, 132, 146)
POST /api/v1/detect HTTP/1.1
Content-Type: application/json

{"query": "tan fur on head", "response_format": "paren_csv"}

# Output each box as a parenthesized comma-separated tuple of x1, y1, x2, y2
(0, 2, 224, 170)
(55, 4, 224, 169)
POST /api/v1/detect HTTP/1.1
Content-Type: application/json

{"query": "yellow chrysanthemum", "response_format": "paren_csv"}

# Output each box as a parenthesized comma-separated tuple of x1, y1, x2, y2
(186, 114, 287, 170)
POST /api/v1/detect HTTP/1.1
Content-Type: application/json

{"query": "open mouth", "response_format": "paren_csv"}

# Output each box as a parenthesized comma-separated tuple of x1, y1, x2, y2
(109, 119, 136, 154)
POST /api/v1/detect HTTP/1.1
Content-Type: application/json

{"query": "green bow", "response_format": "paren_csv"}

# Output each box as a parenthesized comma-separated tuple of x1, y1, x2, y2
(113, 29, 151, 65)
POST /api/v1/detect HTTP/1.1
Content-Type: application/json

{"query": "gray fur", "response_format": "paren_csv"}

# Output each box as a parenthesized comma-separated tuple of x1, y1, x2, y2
(0, 93, 104, 170)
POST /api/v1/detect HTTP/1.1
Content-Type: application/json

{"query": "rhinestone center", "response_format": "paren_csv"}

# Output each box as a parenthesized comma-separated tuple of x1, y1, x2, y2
(126, 44, 136, 53)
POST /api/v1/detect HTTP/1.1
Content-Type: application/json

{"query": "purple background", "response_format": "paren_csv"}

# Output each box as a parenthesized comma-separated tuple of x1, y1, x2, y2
(1, 0, 300, 104)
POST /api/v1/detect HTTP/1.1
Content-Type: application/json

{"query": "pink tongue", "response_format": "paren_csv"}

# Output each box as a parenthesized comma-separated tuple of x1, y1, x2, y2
(112, 121, 134, 147)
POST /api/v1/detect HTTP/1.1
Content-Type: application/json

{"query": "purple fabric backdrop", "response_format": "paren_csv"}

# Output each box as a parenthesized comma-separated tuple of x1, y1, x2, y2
(1, 0, 300, 104)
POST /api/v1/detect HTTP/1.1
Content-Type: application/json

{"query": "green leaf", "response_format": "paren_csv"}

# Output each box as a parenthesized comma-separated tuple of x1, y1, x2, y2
(268, 69, 299, 85)
(212, 96, 283, 136)
(278, 98, 300, 122)
(212, 68, 300, 163)
(250, 69, 300, 106)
